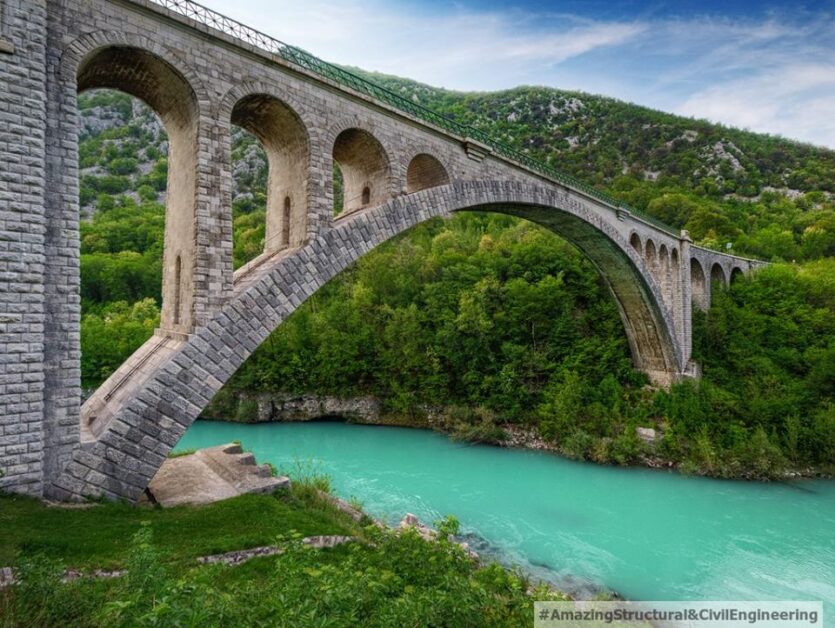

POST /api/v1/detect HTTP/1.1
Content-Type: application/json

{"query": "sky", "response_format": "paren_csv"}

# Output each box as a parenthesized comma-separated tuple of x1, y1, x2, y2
(199, 0, 835, 148)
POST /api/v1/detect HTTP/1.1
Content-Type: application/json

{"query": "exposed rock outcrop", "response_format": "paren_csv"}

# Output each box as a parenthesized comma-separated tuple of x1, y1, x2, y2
(399, 513, 479, 560)
(210, 392, 384, 424)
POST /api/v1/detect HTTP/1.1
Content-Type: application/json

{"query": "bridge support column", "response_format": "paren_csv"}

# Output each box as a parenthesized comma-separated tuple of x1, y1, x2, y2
(0, 0, 50, 496)
(677, 231, 696, 376)
(189, 117, 235, 329)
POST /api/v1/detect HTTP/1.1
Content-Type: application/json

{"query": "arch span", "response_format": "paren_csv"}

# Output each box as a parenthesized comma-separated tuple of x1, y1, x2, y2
(52, 180, 686, 501)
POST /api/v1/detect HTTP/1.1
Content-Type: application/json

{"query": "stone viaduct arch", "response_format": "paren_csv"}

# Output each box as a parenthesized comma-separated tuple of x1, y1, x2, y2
(406, 154, 450, 193)
(331, 126, 392, 215)
(229, 93, 309, 252)
(0, 0, 767, 499)
(77, 45, 200, 334)
(629, 232, 643, 254)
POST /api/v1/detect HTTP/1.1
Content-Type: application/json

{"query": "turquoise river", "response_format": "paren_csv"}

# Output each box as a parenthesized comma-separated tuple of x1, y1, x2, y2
(177, 421, 835, 614)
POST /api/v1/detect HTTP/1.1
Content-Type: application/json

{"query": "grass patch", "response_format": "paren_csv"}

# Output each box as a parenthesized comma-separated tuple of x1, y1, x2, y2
(0, 488, 355, 571)
(167, 448, 196, 458)
(1, 511, 560, 627)
(0, 473, 564, 626)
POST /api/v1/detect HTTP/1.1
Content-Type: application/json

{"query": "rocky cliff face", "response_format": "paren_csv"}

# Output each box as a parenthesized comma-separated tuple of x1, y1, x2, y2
(203, 391, 385, 424)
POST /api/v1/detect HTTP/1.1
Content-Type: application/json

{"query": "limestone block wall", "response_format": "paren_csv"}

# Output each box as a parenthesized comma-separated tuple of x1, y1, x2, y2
(0, 0, 48, 496)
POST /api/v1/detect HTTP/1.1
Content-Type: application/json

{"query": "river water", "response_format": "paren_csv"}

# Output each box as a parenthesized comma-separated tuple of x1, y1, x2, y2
(177, 420, 835, 614)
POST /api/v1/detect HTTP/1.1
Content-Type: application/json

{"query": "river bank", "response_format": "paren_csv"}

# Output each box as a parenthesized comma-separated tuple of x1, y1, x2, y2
(200, 390, 832, 481)
(176, 419, 835, 612)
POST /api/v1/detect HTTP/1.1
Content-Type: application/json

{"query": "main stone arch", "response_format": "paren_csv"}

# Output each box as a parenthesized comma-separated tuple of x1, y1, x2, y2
(51, 180, 683, 502)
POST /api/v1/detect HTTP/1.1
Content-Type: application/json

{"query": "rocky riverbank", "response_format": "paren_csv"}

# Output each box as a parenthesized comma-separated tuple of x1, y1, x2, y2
(200, 390, 664, 465)
(200, 390, 831, 481)
(201, 389, 442, 428)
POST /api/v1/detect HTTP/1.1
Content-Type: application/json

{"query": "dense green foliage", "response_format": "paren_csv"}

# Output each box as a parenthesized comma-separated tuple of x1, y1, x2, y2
(76, 77, 835, 478)
(678, 261, 835, 475)
(220, 214, 639, 415)
(0, 488, 551, 627)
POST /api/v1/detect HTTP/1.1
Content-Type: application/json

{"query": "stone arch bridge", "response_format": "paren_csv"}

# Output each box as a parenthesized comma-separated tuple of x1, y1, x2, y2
(0, 0, 764, 500)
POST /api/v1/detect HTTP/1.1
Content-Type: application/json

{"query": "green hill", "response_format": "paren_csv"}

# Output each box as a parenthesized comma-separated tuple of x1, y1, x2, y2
(356, 69, 835, 195)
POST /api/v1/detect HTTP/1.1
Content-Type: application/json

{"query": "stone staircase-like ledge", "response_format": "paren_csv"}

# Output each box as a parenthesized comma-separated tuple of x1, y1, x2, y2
(145, 443, 288, 507)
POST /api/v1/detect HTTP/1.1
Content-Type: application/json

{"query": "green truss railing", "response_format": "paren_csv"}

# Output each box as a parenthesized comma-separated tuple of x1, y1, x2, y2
(147, 0, 679, 236)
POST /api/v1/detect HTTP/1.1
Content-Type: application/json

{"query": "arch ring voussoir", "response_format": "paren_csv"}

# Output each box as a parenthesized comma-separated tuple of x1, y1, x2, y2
(59, 30, 211, 109)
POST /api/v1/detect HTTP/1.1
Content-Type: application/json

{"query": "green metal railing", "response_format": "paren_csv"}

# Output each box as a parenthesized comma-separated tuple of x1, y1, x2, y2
(147, 0, 679, 236)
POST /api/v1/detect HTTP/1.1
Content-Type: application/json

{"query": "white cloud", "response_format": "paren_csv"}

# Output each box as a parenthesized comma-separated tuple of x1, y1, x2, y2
(199, 0, 645, 90)
(676, 64, 835, 147)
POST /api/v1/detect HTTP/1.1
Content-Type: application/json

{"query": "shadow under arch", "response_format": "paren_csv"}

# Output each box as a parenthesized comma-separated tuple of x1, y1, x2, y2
(629, 232, 642, 254)
(56, 180, 686, 501)
(710, 262, 727, 290)
(690, 258, 707, 310)
(407, 153, 450, 193)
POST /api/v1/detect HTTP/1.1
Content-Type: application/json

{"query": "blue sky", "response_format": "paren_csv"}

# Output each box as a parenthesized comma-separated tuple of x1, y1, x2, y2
(200, 0, 835, 148)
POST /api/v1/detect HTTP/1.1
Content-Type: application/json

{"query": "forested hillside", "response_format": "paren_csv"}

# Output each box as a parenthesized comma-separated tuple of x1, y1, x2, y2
(77, 75, 835, 479)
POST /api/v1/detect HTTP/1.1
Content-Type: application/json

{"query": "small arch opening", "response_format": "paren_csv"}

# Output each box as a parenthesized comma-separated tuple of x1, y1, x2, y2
(629, 232, 642, 254)
(670, 248, 681, 300)
(658, 244, 671, 293)
(691, 258, 707, 311)
(710, 263, 727, 288)
(730, 267, 745, 284)
(645, 239, 657, 270)
(77, 45, 199, 337)
(231, 93, 308, 258)
(406, 153, 450, 193)
(332, 128, 390, 215)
